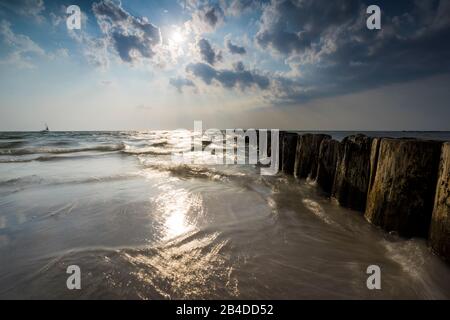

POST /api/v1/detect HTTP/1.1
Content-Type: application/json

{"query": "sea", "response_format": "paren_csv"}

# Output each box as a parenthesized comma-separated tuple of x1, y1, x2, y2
(0, 130, 449, 299)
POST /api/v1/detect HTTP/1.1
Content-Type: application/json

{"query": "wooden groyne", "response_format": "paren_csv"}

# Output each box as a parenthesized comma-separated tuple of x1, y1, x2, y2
(316, 139, 341, 195)
(430, 142, 450, 262)
(294, 134, 331, 179)
(274, 131, 450, 263)
(332, 134, 372, 212)
(365, 139, 442, 237)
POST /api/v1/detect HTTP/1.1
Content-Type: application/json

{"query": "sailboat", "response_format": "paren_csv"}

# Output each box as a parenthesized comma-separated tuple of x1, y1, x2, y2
(40, 123, 49, 133)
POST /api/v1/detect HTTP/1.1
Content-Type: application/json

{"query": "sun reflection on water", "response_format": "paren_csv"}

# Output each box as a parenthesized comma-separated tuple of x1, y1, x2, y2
(153, 186, 203, 240)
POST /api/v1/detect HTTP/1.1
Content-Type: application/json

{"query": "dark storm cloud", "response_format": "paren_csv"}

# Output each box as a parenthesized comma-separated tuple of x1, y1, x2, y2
(111, 33, 154, 62)
(197, 38, 222, 65)
(254, 0, 450, 103)
(186, 62, 270, 90)
(92, 0, 161, 63)
(169, 77, 196, 92)
(226, 40, 246, 55)
(256, 0, 361, 55)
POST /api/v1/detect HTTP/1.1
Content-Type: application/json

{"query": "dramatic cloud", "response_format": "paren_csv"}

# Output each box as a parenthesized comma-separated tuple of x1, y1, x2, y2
(92, 0, 162, 63)
(189, 4, 224, 33)
(255, 0, 450, 103)
(256, 0, 361, 56)
(197, 38, 222, 65)
(226, 40, 246, 55)
(199, 5, 222, 27)
(186, 61, 270, 90)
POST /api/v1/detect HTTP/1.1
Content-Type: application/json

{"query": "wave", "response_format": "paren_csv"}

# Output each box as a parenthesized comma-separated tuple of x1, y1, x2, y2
(0, 175, 43, 187)
(150, 141, 169, 147)
(0, 141, 25, 149)
(0, 143, 175, 162)
(44, 141, 76, 147)
(302, 198, 338, 227)
(139, 158, 241, 182)
(0, 134, 26, 140)
(0, 172, 141, 188)
(165, 165, 230, 181)
(0, 159, 32, 163)
(0, 153, 112, 163)
(0, 144, 125, 156)
(122, 144, 172, 155)
(123, 150, 173, 156)
(58, 173, 141, 185)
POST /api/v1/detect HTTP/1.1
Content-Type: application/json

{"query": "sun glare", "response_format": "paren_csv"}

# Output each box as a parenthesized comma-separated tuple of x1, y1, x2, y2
(170, 30, 185, 44)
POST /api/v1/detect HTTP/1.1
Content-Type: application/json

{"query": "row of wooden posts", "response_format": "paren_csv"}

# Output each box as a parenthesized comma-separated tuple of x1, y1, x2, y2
(267, 132, 449, 263)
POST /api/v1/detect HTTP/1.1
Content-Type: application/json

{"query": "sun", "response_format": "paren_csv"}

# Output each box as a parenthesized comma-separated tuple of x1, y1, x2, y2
(170, 30, 185, 44)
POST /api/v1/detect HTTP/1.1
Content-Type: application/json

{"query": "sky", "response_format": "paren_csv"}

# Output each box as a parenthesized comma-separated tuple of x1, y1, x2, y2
(0, 0, 449, 131)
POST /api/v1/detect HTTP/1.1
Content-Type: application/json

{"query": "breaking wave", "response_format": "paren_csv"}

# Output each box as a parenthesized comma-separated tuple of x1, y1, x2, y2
(0, 144, 125, 156)
(0, 172, 141, 188)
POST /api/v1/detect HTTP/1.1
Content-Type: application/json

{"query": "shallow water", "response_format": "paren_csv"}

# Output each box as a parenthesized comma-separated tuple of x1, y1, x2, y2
(0, 131, 449, 299)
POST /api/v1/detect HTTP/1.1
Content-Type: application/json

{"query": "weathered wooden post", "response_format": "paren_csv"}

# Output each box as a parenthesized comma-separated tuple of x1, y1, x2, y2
(281, 132, 299, 175)
(367, 138, 382, 196)
(316, 139, 342, 195)
(365, 138, 442, 237)
(429, 142, 450, 262)
(294, 134, 331, 179)
(332, 134, 373, 212)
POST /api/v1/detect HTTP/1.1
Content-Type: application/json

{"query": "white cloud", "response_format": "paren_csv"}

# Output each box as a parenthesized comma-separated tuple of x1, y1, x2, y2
(92, 0, 162, 64)
(68, 28, 110, 70)
(185, 3, 224, 35)
(0, 0, 46, 23)
(0, 20, 46, 68)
